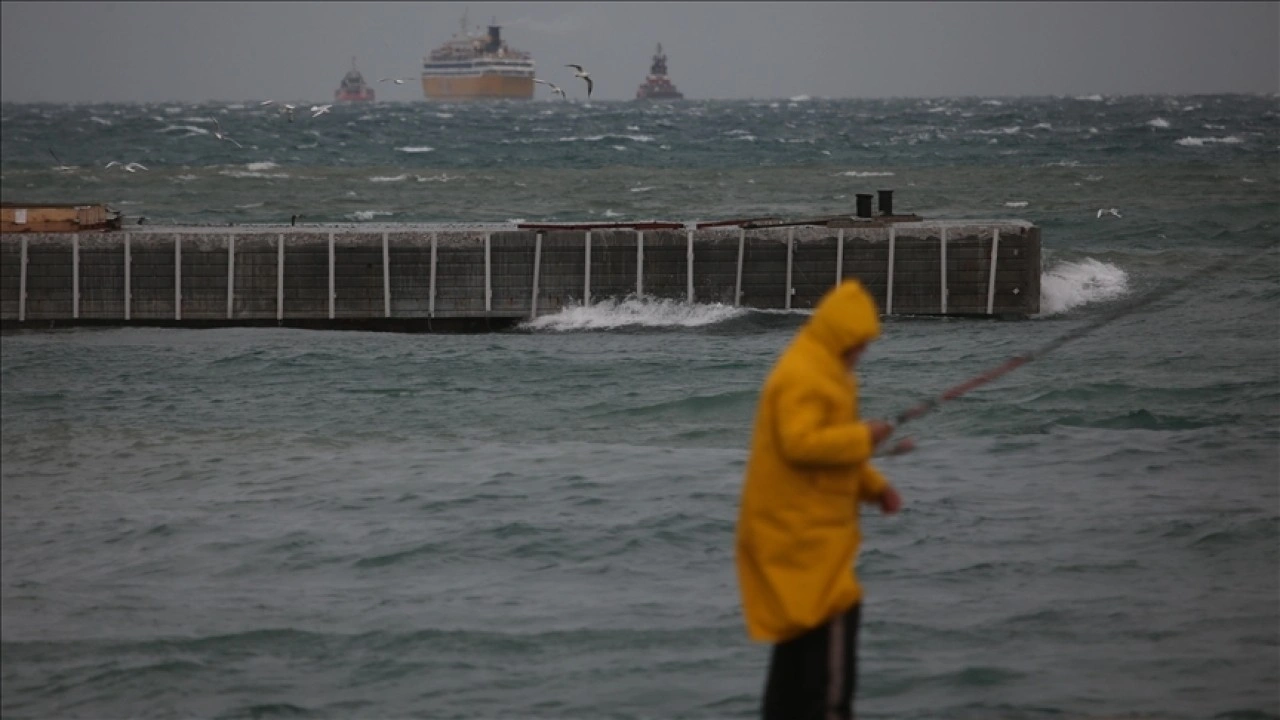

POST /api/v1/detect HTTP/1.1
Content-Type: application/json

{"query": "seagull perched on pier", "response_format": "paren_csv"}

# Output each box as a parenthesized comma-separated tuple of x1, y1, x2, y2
(534, 78, 567, 99)
(211, 119, 244, 148)
(565, 64, 593, 99)
(1096, 208, 1122, 219)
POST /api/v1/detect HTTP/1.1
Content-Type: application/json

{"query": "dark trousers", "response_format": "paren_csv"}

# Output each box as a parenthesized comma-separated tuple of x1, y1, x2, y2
(762, 604, 860, 720)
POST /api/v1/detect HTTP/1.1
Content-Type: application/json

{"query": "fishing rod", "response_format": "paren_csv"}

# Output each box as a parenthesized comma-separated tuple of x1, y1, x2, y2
(888, 246, 1275, 431)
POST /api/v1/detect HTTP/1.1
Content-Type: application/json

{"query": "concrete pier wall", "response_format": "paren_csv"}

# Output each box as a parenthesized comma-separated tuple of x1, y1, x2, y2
(0, 221, 1040, 331)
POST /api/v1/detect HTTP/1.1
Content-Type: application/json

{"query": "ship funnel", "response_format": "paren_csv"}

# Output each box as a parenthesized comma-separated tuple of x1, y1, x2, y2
(855, 194, 874, 218)
(878, 189, 893, 216)
(487, 25, 501, 53)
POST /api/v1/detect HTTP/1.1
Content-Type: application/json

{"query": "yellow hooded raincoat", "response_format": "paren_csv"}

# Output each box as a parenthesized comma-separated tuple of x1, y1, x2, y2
(735, 280, 890, 643)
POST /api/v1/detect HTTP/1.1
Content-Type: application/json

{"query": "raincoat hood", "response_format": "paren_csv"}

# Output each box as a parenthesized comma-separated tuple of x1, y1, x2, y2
(802, 280, 882, 358)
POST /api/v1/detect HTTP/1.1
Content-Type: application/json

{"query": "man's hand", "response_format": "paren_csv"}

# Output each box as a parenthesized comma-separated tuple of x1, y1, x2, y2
(879, 484, 902, 515)
(866, 420, 894, 447)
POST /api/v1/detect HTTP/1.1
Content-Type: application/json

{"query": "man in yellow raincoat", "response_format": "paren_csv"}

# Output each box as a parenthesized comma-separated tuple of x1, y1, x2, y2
(736, 279, 911, 720)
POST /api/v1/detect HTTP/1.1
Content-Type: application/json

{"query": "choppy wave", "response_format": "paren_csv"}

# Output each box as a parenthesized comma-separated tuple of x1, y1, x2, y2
(1039, 258, 1129, 315)
(523, 296, 746, 330)
(1175, 136, 1244, 146)
(347, 210, 394, 221)
(395, 146, 434, 153)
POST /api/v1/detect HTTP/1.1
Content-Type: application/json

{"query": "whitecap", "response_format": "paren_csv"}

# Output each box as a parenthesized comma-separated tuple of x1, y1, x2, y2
(347, 210, 394, 221)
(630, 186, 655, 193)
(1039, 259, 1128, 316)
(1175, 136, 1243, 147)
(1004, 201, 1028, 208)
(1074, 94, 1104, 102)
(835, 171, 895, 177)
(395, 146, 435, 153)
(246, 161, 278, 171)
(369, 174, 408, 182)
(1146, 118, 1170, 129)
(524, 296, 746, 331)
(218, 170, 290, 179)
(90, 117, 112, 126)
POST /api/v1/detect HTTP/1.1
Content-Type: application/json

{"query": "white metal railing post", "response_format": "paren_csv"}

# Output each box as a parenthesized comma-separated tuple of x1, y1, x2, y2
(735, 228, 745, 307)
(276, 233, 284, 321)
(636, 231, 644, 297)
(226, 235, 235, 319)
(382, 232, 391, 318)
(328, 231, 335, 320)
(531, 232, 542, 318)
(785, 228, 794, 310)
(686, 229, 694, 304)
(886, 227, 896, 316)
(174, 235, 181, 320)
(428, 232, 437, 318)
(940, 226, 948, 314)
(18, 237, 27, 322)
(583, 231, 591, 305)
(485, 233, 492, 313)
(835, 228, 845, 284)
(986, 228, 1001, 315)
(123, 234, 130, 321)
(72, 234, 80, 319)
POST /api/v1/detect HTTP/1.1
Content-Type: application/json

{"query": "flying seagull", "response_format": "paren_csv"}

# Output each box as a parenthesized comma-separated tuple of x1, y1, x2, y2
(535, 78, 567, 99)
(104, 161, 148, 173)
(280, 104, 297, 123)
(259, 100, 275, 106)
(49, 148, 75, 171)
(379, 77, 410, 85)
(1096, 208, 1122, 219)
(565, 64, 593, 99)
(211, 119, 244, 148)
(310, 104, 333, 118)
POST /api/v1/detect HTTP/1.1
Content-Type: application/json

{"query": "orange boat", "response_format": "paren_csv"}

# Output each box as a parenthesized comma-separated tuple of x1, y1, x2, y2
(335, 58, 375, 103)
(635, 43, 684, 101)
(421, 11, 534, 101)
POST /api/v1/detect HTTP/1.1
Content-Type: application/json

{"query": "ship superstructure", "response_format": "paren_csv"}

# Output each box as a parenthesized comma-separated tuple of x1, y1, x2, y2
(635, 43, 684, 100)
(421, 12, 535, 101)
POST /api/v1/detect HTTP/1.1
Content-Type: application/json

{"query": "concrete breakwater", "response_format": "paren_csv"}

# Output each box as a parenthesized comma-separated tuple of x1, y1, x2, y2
(0, 221, 1040, 331)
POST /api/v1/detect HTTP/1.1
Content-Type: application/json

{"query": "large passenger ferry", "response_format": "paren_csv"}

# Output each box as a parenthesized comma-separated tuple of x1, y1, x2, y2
(421, 12, 535, 101)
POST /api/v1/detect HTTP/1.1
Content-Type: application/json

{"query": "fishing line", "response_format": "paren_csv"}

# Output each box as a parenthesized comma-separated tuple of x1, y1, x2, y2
(888, 245, 1277, 431)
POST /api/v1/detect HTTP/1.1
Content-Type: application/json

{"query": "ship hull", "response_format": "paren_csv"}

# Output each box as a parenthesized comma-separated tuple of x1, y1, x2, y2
(636, 89, 684, 100)
(422, 74, 534, 101)
(335, 89, 375, 103)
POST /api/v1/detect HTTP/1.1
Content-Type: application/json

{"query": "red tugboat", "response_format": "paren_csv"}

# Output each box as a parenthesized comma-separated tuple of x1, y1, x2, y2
(635, 43, 684, 100)
(334, 57, 375, 103)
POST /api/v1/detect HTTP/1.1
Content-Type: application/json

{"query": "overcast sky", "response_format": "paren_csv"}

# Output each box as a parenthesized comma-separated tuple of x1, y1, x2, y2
(1, 2, 1276, 103)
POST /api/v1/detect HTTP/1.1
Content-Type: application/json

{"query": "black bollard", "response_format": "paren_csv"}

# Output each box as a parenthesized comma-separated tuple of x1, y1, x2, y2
(855, 194, 873, 218)
(878, 190, 894, 217)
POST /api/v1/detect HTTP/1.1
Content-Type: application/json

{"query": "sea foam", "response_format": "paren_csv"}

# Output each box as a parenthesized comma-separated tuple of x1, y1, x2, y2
(1039, 259, 1129, 316)
(524, 296, 746, 331)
